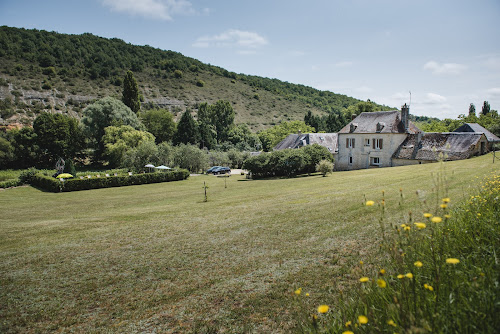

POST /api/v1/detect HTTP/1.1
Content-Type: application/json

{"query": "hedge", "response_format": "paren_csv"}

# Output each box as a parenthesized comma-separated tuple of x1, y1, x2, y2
(30, 169, 190, 192)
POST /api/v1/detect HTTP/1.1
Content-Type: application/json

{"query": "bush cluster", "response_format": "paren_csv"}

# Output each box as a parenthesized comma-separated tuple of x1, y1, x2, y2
(243, 144, 334, 178)
(30, 169, 189, 192)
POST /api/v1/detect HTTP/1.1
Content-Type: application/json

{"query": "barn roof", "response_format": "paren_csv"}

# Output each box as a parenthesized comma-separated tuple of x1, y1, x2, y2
(453, 123, 500, 142)
(274, 133, 338, 153)
(393, 132, 486, 161)
(338, 110, 421, 134)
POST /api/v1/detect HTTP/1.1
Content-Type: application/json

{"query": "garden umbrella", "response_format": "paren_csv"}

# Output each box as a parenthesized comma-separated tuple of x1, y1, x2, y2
(155, 165, 171, 171)
(144, 164, 155, 172)
(56, 173, 73, 179)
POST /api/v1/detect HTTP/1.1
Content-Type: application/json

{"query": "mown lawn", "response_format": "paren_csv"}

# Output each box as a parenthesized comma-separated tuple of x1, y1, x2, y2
(0, 154, 497, 333)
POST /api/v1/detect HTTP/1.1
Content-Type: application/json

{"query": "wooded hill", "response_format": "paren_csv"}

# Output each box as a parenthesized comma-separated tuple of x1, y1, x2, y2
(0, 26, 392, 131)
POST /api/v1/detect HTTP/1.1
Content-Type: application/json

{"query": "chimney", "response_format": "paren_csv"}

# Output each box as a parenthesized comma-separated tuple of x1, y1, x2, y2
(401, 103, 409, 132)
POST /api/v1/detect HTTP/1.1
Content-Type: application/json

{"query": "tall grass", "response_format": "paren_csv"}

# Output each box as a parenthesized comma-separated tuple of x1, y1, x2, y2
(300, 168, 500, 333)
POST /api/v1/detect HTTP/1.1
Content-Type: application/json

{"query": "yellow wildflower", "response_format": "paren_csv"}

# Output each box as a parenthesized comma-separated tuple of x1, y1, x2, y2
(359, 277, 370, 283)
(379, 269, 386, 275)
(431, 216, 442, 223)
(423, 213, 432, 218)
(345, 321, 352, 327)
(365, 200, 375, 206)
(358, 315, 368, 324)
(342, 331, 354, 334)
(424, 283, 434, 291)
(404, 225, 411, 231)
(400, 223, 407, 228)
(317, 305, 329, 314)
(414, 261, 423, 268)
(444, 214, 451, 219)
(440, 204, 448, 209)
(477, 213, 481, 217)
(306, 293, 310, 297)
(414, 222, 426, 229)
(377, 279, 387, 288)
(405, 273, 413, 279)
(387, 319, 397, 327)
(397, 274, 404, 279)
(446, 258, 460, 264)
(442, 197, 451, 203)
(359, 260, 364, 265)
(294, 288, 302, 295)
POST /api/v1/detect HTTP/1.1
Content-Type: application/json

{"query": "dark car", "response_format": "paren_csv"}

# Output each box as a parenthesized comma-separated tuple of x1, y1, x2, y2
(212, 167, 231, 175)
(206, 166, 222, 174)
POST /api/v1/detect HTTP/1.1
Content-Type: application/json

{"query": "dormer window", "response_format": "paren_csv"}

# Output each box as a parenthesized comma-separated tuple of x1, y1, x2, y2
(376, 122, 385, 133)
(350, 123, 358, 133)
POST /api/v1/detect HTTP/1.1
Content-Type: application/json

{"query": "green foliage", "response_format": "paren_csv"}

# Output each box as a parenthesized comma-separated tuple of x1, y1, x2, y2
(0, 136, 15, 168)
(63, 159, 77, 176)
(174, 70, 183, 78)
(196, 79, 205, 87)
(173, 110, 199, 146)
(307, 172, 500, 333)
(316, 159, 334, 176)
(33, 112, 84, 165)
(81, 97, 144, 160)
(103, 125, 155, 167)
(469, 103, 476, 117)
(5, 127, 40, 168)
(481, 101, 490, 115)
(243, 144, 332, 178)
(139, 108, 176, 143)
(301, 144, 334, 174)
(122, 70, 141, 113)
(121, 140, 159, 172)
(226, 123, 261, 151)
(173, 144, 208, 172)
(29, 169, 189, 192)
(206, 150, 230, 168)
(18, 167, 38, 184)
(258, 121, 315, 151)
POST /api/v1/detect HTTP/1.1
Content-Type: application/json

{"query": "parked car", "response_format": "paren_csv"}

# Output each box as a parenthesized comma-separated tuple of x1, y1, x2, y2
(206, 166, 222, 174)
(212, 167, 231, 175)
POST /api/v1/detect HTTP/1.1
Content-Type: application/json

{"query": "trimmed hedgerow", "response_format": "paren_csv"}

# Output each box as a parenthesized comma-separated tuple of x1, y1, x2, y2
(30, 169, 189, 192)
(0, 179, 22, 188)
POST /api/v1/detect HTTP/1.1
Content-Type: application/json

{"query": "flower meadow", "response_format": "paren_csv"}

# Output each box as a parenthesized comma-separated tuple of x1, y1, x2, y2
(296, 171, 500, 333)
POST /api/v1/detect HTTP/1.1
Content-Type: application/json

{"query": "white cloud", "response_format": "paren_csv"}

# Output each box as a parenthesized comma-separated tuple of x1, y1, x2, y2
(423, 93, 447, 104)
(102, 0, 196, 21)
(192, 29, 268, 49)
(423, 61, 467, 75)
(334, 61, 353, 68)
(487, 87, 500, 97)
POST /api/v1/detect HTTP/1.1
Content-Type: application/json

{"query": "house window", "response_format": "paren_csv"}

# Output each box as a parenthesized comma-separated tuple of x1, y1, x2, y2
(349, 156, 353, 164)
(346, 138, 355, 148)
(373, 138, 383, 150)
(370, 157, 380, 166)
(364, 138, 370, 146)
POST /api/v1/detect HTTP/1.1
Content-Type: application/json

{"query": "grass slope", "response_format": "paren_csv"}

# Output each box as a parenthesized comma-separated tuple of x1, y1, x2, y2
(0, 154, 497, 333)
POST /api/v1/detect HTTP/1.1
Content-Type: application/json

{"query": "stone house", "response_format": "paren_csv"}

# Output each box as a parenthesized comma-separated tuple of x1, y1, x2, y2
(453, 123, 500, 150)
(335, 104, 421, 170)
(274, 132, 338, 154)
(392, 132, 489, 166)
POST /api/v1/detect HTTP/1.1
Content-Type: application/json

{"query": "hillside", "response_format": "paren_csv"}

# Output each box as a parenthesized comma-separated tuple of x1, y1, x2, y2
(0, 26, 392, 131)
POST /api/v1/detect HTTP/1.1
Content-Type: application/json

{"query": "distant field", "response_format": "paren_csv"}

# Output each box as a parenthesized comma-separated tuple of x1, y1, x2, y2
(0, 154, 497, 333)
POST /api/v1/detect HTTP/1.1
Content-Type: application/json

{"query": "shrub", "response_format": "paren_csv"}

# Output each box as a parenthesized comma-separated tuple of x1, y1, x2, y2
(29, 169, 189, 192)
(0, 179, 21, 188)
(316, 159, 334, 176)
(196, 79, 205, 87)
(18, 167, 38, 184)
(173, 70, 183, 78)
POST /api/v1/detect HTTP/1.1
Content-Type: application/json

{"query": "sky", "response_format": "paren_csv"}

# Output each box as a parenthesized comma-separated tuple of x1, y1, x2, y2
(1, 0, 500, 119)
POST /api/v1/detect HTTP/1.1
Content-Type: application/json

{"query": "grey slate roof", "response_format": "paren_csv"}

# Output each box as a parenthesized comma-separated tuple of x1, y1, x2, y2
(453, 123, 500, 142)
(274, 133, 338, 153)
(393, 132, 485, 161)
(338, 110, 421, 134)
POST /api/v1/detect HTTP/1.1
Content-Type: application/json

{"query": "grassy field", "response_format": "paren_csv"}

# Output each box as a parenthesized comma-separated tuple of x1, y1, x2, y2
(0, 154, 497, 333)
